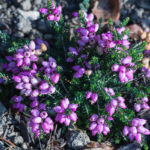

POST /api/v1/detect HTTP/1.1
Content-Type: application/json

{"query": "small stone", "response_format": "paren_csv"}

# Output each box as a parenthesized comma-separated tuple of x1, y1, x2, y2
(34, 0, 42, 5)
(66, 130, 90, 150)
(14, 136, 24, 145)
(117, 142, 141, 150)
(22, 143, 28, 149)
(20, 0, 31, 11)
(17, 16, 32, 33)
(18, 9, 40, 21)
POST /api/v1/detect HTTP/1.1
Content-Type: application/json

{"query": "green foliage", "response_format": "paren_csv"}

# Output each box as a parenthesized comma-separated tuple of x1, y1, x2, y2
(80, 0, 90, 11)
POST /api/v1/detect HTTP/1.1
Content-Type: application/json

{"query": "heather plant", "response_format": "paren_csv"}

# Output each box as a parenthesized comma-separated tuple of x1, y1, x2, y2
(0, 0, 150, 149)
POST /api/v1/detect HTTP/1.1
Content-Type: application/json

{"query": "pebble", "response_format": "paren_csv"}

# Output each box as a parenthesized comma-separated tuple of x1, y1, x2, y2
(20, 0, 31, 11)
(17, 16, 32, 33)
(14, 136, 24, 145)
(18, 9, 40, 21)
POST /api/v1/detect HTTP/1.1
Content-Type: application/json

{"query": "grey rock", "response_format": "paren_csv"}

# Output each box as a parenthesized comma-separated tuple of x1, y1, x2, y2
(14, 136, 24, 145)
(0, 102, 6, 117)
(37, 19, 49, 32)
(0, 124, 3, 136)
(137, 0, 150, 10)
(34, 0, 42, 5)
(66, 130, 90, 150)
(18, 9, 40, 21)
(44, 34, 53, 40)
(20, 0, 31, 11)
(17, 16, 32, 33)
(22, 143, 28, 149)
(13, 31, 24, 38)
(117, 142, 141, 150)
(0, 142, 5, 150)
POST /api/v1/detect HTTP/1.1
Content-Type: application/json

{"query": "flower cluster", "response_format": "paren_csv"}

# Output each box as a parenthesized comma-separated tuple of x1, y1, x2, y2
(11, 95, 25, 112)
(89, 114, 110, 136)
(134, 97, 150, 112)
(30, 100, 54, 137)
(86, 91, 98, 104)
(105, 95, 127, 116)
(104, 87, 115, 96)
(123, 118, 150, 143)
(112, 56, 135, 83)
(39, 0, 62, 22)
(53, 98, 78, 126)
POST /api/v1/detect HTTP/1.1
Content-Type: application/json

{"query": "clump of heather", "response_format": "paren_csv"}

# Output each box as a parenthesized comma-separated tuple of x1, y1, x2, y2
(1, 0, 150, 148)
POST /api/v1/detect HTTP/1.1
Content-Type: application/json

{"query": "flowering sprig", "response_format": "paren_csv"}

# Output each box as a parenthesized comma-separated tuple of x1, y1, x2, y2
(39, 0, 62, 22)
(134, 97, 150, 112)
(111, 56, 135, 83)
(89, 114, 110, 136)
(123, 118, 150, 143)
(53, 98, 78, 126)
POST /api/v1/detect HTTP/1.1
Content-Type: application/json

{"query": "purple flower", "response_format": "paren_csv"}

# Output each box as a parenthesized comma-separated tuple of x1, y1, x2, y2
(39, 8, 49, 15)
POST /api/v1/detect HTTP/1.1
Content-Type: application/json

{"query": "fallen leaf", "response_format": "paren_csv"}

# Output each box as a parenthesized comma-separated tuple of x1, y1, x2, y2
(90, 0, 120, 23)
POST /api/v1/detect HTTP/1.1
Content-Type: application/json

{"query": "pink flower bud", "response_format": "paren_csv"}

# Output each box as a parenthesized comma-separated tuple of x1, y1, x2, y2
(39, 8, 49, 15)
(39, 82, 49, 90)
(47, 14, 54, 21)
(141, 103, 150, 109)
(129, 133, 134, 141)
(64, 117, 71, 126)
(32, 117, 42, 123)
(108, 107, 116, 116)
(135, 133, 141, 143)
(110, 99, 118, 107)
(30, 100, 39, 108)
(24, 57, 31, 65)
(16, 82, 24, 90)
(91, 93, 98, 103)
(142, 97, 149, 103)
(97, 118, 105, 124)
(22, 76, 29, 83)
(24, 83, 32, 90)
(138, 119, 147, 126)
(51, 73, 60, 84)
(17, 59, 23, 67)
(92, 129, 97, 136)
(119, 102, 126, 109)
(119, 66, 126, 72)
(61, 98, 69, 109)
(31, 89, 39, 97)
(117, 96, 125, 102)
(97, 124, 103, 134)
(49, 86, 56, 94)
(53, 106, 65, 113)
(69, 112, 78, 122)
(123, 126, 129, 136)
(31, 109, 40, 117)
(134, 103, 141, 112)
(31, 77, 39, 86)
(68, 104, 78, 112)
(130, 126, 137, 136)
(31, 123, 40, 133)
(89, 122, 97, 131)
(45, 117, 53, 125)
(111, 64, 120, 72)
(121, 56, 132, 65)
(86, 91, 92, 99)
(90, 114, 98, 122)
(13, 76, 21, 83)
(40, 111, 48, 119)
